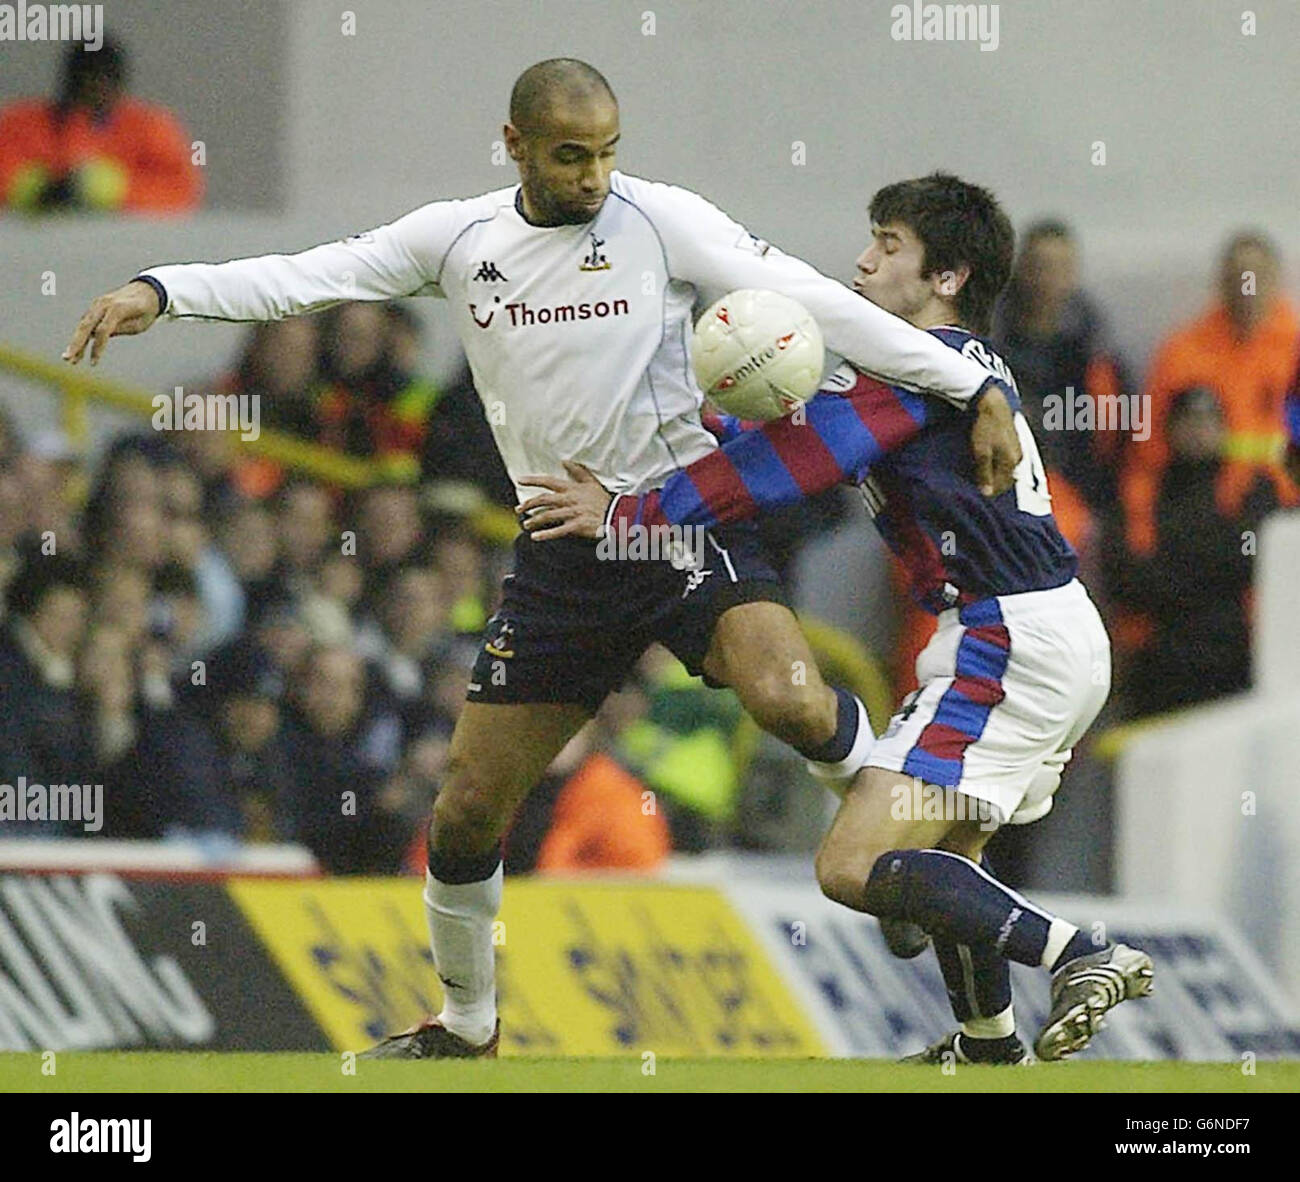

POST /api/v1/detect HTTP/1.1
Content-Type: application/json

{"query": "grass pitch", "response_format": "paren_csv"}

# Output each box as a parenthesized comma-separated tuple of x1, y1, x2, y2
(1, 1053, 1296, 1093)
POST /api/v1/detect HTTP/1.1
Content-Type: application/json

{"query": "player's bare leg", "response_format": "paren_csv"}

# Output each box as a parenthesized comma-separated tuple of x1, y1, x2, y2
(701, 600, 874, 783)
(362, 700, 590, 1059)
(814, 769, 993, 905)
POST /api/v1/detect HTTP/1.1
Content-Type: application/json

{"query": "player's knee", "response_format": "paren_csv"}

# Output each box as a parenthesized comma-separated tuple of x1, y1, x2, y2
(815, 839, 873, 912)
(431, 761, 506, 849)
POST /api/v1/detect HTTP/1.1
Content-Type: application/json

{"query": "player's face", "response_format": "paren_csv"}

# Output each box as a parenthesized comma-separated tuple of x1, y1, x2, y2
(853, 223, 934, 324)
(509, 96, 620, 226)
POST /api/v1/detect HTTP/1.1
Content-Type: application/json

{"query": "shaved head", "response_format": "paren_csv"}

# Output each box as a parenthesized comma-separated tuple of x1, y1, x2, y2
(509, 58, 616, 135)
(504, 58, 620, 227)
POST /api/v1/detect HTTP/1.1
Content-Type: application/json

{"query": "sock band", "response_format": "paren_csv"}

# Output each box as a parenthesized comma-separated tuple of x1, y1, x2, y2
(962, 1003, 1017, 1040)
(428, 840, 503, 885)
(801, 686, 860, 763)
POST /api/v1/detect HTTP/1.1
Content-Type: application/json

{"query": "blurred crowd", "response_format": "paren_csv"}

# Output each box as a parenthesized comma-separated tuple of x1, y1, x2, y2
(990, 224, 1298, 716)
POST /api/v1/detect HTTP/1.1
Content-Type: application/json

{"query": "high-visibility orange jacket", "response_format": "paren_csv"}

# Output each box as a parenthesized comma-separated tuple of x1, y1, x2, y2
(536, 753, 670, 872)
(0, 96, 202, 214)
(1122, 299, 1299, 554)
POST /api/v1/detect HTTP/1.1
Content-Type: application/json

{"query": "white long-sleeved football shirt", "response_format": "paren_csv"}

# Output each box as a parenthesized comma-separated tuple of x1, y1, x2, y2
(142, 172, 994, 500)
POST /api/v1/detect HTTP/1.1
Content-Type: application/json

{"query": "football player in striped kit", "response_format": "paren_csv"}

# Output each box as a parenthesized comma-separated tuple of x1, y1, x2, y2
(523, 173, 1155, 1063)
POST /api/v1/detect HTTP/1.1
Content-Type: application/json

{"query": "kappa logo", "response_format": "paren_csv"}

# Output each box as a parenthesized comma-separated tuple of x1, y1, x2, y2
(579, 232, 611, 271)
(473, 260, 509, 282)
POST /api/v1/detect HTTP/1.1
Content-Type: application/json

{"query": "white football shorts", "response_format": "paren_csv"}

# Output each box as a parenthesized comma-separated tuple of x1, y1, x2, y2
(866, 578, 1111, 826)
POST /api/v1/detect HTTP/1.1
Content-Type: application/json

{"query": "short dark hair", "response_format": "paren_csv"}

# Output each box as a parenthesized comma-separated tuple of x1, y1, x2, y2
(59, 34, 128, 100)
(509, 59, 616, 133)
(1221, 229, 1279, 265)
(868, 172, 1015, 334)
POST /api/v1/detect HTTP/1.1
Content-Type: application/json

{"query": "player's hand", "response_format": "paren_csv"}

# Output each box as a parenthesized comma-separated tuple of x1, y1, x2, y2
(516, 461, 611, 540)
(971, 381, 1021, 497)
(63, 279, 161, 366)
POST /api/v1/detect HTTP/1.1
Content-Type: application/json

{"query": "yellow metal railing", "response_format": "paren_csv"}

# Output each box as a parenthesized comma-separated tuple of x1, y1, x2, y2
(0, 343, 417, 489)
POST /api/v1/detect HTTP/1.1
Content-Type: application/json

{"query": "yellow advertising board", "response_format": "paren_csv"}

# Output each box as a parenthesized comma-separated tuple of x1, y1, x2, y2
(228, 878, 824, 1057)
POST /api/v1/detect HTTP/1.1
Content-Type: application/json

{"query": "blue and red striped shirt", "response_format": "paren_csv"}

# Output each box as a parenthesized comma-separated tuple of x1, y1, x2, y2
(610, 327, 1078, 613)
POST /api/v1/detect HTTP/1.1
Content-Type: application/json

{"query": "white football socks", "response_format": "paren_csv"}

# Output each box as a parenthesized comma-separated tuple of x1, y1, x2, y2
(424, 865, 502, 1047)
(1041, 918, 1080, 971)
(962, 1004, 1017, 1040)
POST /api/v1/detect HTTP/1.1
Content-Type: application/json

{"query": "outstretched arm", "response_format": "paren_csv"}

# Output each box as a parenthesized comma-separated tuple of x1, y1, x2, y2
(632, 176, 997, 407)
(617, 176, 1020, 490)
(518, 367, 962, 539)
(63, 198, 465, 364)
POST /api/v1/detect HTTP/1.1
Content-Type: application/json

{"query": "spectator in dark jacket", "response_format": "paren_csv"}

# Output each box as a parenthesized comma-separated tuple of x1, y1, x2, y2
(1108, 386, 1277, 715)
(992, 219, 1133, 509)
(279, 645, 411, 873)
(130, 642, 295, 842)
(0, 552, 92, 836)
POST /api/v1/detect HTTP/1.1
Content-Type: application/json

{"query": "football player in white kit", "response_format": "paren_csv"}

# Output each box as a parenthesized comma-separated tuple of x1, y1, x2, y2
(63, 60, 1022, 1058)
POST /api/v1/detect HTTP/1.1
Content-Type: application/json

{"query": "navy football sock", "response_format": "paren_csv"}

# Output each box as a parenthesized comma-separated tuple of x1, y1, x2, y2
(427, 839, 503, 885)
(865, 847, 1067, 969)
(933, 856, 1014, 1037)
(934, 938, 1013, 1025)
(799, 686, 860, 762)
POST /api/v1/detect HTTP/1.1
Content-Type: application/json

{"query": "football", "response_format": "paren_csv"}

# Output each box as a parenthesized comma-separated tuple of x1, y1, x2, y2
(690, 289, 825, 420)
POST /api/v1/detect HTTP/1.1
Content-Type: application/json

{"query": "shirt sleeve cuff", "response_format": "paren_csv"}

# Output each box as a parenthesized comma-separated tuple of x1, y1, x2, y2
(969, 375, 1007, 412)
(132, 273, 169, 317)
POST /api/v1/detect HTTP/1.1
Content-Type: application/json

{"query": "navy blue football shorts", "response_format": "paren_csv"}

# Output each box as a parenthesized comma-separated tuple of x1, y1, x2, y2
(466, 520, 788, 712)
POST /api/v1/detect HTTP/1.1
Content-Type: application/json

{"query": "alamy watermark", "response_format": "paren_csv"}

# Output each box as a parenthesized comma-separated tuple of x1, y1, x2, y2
(0, 776, 103, 832)
(891, 779, 1000, 832)
(890, 3, 1000, 51)
(50, 1113, 151, 1163)
(0, 3, 104, 48)
(1041, 387, 1150, 442)
(596, 518, 708, 572)
(152, 387, 261, 441)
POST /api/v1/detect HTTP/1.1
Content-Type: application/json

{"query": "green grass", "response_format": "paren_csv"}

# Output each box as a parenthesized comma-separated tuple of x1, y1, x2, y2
(1, 1053, 1296, 1093)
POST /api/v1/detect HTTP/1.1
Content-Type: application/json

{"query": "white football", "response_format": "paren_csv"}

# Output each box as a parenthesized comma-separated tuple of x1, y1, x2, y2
(691, 289, 825, 420)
